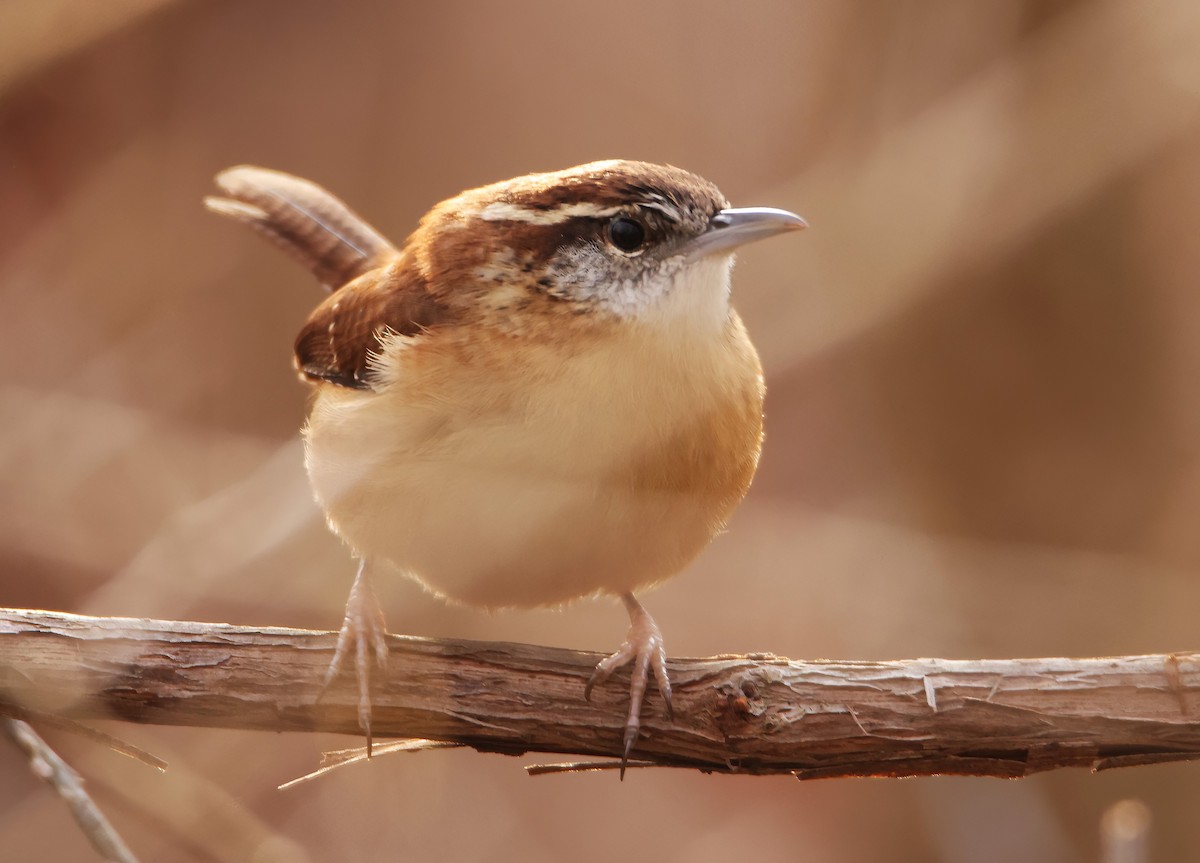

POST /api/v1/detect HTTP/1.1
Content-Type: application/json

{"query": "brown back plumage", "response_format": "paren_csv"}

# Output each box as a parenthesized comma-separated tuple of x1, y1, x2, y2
(292, 261, 448, 389)
(207, 166, 454, 390)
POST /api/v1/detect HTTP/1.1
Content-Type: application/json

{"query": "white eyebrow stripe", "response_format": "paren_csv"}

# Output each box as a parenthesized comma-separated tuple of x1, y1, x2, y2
(638, 198, 683, 222)
(478, 201, 625, 224)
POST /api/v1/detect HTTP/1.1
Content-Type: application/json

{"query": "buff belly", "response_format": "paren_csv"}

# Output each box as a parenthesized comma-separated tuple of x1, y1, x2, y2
(302, 329, 763, 609)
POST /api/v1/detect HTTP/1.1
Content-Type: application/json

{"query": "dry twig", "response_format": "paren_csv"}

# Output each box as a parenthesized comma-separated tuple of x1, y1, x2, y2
(3, 717, 141, 863)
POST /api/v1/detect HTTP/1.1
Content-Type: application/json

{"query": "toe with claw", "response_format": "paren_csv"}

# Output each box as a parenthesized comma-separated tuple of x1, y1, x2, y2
(320, 558, 389, 756)
(584, 592, 673, 778)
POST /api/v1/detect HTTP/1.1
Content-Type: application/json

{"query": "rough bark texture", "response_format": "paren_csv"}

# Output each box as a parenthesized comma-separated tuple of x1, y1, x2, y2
(2, 607, 1199, 779)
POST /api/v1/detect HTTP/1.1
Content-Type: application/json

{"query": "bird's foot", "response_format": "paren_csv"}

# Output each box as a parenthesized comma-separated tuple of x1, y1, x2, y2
(584, 593, 673, 779)
(321, 558, 389, 756)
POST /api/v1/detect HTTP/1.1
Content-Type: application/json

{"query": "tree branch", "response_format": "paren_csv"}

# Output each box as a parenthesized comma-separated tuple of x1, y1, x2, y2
(1, 607, 1199, 779)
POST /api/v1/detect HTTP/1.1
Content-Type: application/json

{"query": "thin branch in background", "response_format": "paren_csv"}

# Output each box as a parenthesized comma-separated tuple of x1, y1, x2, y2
(0, 703, 167, 771)
(3, 717, 141, 863)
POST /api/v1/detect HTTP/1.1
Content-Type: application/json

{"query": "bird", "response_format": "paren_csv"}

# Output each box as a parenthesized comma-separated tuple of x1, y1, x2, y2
(205, 160, 805, 772)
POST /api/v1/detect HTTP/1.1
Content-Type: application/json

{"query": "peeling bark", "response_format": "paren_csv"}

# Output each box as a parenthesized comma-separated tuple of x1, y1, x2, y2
(2, 608, 1199, 779)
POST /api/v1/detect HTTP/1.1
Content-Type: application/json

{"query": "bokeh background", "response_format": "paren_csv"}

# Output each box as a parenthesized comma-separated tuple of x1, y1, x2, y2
(3, 0, 1200, 860)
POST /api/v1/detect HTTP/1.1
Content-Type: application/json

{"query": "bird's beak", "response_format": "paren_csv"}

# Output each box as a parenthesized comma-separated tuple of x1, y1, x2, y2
(685, 207, 807, 262)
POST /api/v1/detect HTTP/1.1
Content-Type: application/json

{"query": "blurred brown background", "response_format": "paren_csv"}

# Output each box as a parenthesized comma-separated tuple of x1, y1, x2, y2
(3, 0, 1200, 860)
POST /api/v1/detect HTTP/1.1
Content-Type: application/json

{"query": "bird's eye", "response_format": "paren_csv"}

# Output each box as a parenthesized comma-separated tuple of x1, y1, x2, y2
(607, 216, 647, 253)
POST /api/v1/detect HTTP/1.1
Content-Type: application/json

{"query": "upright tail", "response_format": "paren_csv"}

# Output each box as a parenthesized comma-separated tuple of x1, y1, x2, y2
(205, 166, 399, 291)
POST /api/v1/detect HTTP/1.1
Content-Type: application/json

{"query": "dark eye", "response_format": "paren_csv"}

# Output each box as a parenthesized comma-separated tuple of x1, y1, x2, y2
(607, 216, 647, 253)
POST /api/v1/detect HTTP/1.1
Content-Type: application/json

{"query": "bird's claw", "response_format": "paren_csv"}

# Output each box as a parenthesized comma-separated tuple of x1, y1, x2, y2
(585, 594, 672, 779)
(320, 559, 388, 756)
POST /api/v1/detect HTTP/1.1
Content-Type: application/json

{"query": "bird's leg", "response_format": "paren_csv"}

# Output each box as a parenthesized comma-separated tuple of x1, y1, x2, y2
(584, 592, 673, 778)
(320, 557, 389, 756)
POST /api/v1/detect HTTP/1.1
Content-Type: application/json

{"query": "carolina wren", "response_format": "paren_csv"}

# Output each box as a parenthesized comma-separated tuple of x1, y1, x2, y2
(205, 161, 804, 771)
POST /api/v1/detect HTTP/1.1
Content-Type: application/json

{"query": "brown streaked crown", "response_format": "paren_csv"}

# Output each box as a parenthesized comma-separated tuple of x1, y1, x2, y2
(415, 161, 727, 288)
(435, 160, 727, 228)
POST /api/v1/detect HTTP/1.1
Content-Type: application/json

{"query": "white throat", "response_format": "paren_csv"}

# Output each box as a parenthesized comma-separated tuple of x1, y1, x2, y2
(586, 252, 737, 334)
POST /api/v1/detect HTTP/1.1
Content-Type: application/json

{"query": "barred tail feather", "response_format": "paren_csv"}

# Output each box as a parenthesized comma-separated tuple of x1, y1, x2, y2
(205, 166, 398, 291)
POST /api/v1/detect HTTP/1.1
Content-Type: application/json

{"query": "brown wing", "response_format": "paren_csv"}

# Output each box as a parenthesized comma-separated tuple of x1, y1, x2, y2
(294, 260, 449, 389)
(205, 166, 399, 291)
